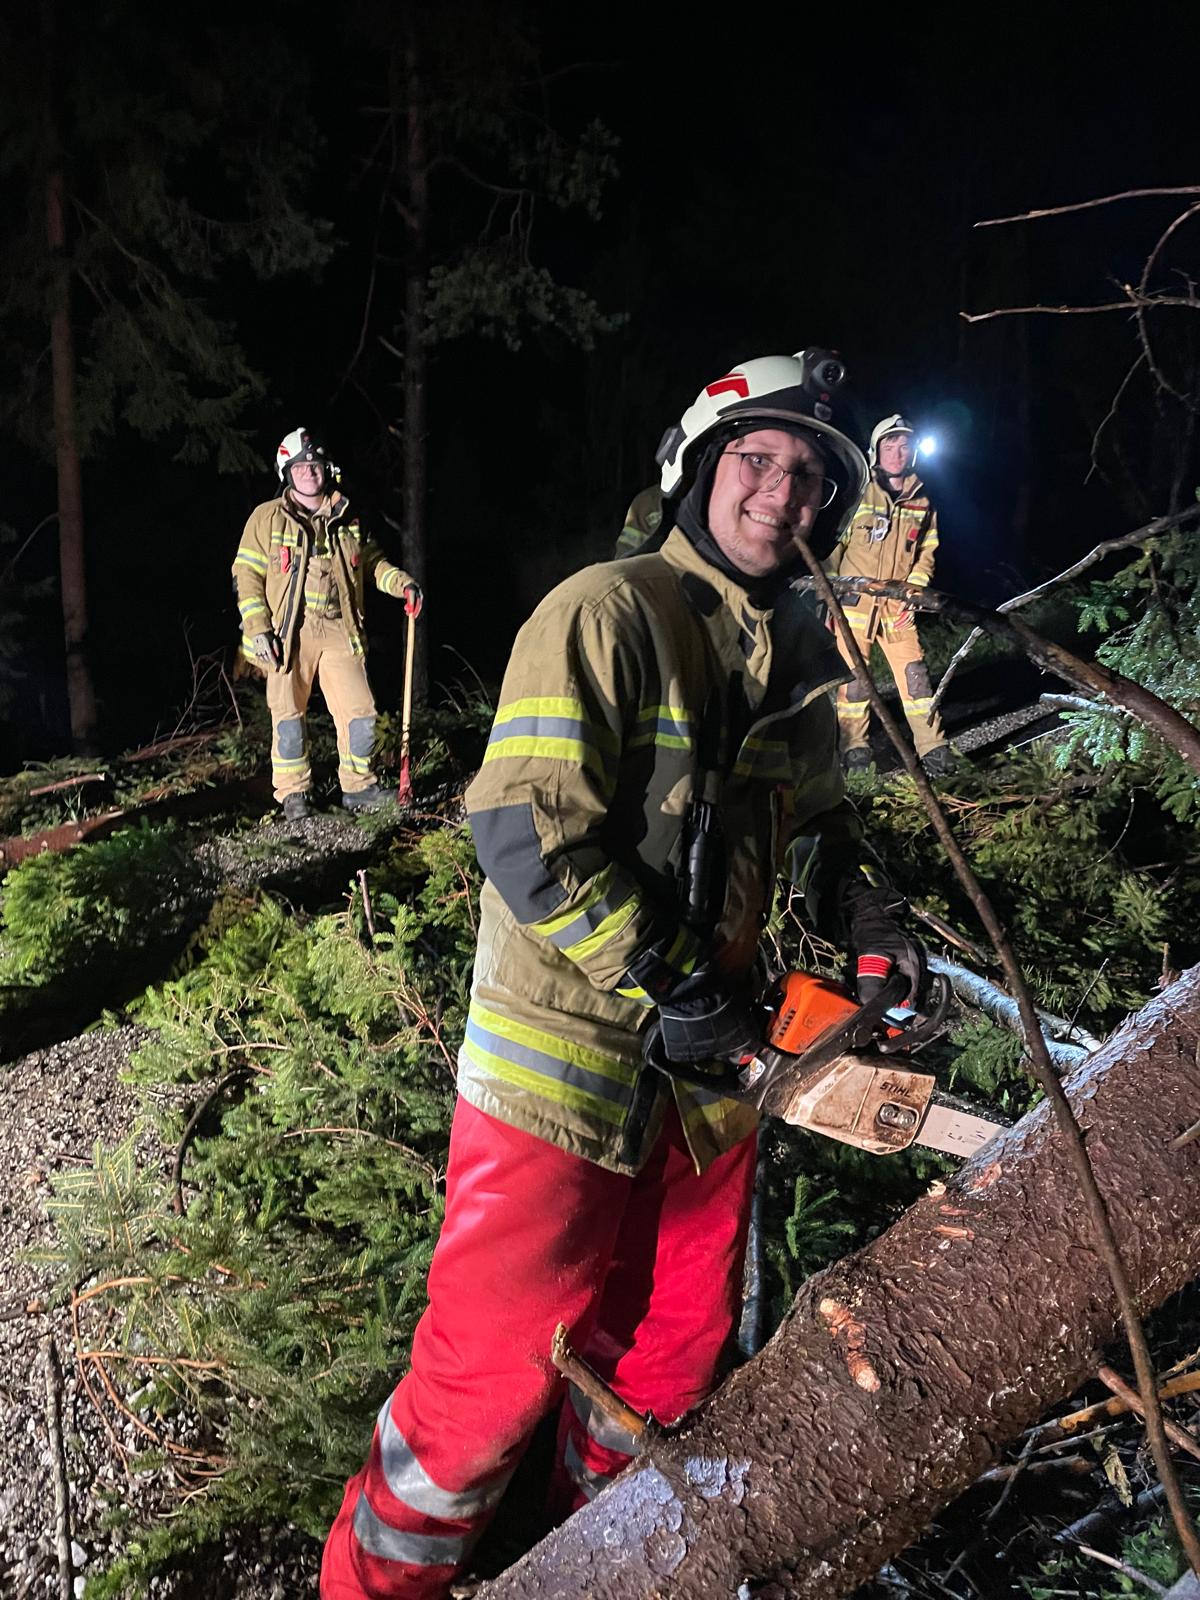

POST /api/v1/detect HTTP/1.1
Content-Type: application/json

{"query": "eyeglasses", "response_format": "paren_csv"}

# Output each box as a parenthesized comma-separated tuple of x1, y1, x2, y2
(723, 451, 837, 509)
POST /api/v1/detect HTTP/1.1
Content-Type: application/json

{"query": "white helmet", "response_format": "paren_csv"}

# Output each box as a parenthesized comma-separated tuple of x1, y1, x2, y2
(657, 350, 868, 537)
(868, 414, 915, 468)
(276, 426, 329, 483)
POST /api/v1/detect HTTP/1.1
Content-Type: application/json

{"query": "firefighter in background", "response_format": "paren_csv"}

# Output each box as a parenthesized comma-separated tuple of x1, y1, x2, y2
(826, 414, 956, 776)
(613, 483, 665, 556)
(321, 352, 928, 1600)
(233, 428, 422, 821)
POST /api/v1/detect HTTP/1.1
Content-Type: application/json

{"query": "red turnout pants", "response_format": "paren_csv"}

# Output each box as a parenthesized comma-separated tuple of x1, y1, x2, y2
(321, 1096, 756, 1599)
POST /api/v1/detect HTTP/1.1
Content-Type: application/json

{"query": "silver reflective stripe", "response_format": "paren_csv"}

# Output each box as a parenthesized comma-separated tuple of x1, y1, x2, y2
(563, 1432, 610, 1502)
(541, 875, 636, 951)
(569, 1381, 642, 1456)
(376, 1401, 513, 1519)
(463, 1011, 636, 1106)
(351, 1489, 470, 1567)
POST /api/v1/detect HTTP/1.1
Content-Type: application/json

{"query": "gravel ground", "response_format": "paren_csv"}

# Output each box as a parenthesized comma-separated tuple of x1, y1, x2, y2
(0, 799, 448, 1595)
(0, 1027, 323, 1598)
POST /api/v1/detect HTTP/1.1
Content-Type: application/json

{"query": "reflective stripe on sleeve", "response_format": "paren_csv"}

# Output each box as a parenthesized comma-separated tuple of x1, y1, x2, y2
(629, 703, 693, 752)
(234, 548, 269, 574)
(483, 697, 618, 786)
(351, 1489, 470, 1568)
(376, 1402, 513, 1520)
(530, 864, 642, 961)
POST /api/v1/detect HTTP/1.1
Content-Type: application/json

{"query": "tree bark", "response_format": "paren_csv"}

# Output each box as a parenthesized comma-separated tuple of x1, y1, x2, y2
(42, 0, 98, 752)
(479, 966, 1200, 1600)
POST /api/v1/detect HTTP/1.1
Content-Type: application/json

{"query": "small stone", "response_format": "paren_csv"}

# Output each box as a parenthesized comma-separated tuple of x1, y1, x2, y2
(71, 1540, 87, 1566)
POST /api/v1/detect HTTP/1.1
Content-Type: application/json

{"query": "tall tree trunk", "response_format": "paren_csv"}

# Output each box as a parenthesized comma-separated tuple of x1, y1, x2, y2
(479, 966, 1200, 1600)
(42, 0, 97, 752)
(402, 26, 429, 704)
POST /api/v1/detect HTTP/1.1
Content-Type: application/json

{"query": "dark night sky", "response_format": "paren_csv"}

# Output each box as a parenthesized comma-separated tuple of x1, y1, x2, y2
(6, 3, 1199, 759)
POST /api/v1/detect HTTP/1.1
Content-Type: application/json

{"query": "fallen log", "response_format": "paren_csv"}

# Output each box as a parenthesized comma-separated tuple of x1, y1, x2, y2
(479, 966, 1200, 1600)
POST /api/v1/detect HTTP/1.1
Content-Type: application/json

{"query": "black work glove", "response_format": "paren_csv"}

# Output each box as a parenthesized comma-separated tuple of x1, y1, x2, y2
(648, 964, 761, 1066)
(403, 581, 423, 618)
(845, 886, 926, 1006)
(251, 630, 283, 669)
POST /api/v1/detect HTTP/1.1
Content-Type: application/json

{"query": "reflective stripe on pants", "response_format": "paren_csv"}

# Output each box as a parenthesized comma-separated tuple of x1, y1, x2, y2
(835, 605, 946, 758)
(320, 1097, 756, 1600)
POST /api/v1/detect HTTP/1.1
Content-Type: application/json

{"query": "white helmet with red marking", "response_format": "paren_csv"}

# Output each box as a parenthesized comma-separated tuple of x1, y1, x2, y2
(657, 351, 867, 528)
(275, 426, 329, 483)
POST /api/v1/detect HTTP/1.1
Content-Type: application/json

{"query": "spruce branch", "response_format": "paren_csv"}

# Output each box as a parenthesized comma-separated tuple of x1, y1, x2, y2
(928, 501, 1200, 714)
(821, 573, 1200, 777)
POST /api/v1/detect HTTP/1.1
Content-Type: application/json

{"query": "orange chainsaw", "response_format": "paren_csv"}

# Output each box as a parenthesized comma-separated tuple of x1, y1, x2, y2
(665, 970, 1008, 1159)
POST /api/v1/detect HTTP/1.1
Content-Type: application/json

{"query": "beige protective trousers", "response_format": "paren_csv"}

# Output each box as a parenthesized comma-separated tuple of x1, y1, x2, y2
(265, 616, 378, 800)
(835, 603, 946, 758)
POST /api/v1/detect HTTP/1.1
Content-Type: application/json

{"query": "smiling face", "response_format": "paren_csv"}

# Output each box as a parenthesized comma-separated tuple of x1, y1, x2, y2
(877, 431, 913, 478)
(707, 427, 826, 578)
(288, 459, 327, 507)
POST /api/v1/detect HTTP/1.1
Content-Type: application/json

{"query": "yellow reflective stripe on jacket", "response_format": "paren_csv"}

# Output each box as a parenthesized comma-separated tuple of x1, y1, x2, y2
(461, 1001, 637, 1126)
(629, 704, 693, 751)
(531, 863, 642, 963)
(483, 697, 618, 784)
(234, 548, 269, 574)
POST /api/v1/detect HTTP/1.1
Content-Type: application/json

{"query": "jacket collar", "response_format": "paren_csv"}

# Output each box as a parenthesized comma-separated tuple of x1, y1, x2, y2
(280, 489, 350, 529)
(872, 468, 925, 504)
(659, 526, 777, 626)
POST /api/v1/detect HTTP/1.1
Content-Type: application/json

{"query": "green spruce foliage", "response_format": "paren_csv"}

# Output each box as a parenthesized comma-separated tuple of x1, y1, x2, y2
(1057, 521, 1200, 820)
(0, 822, 198, 991)
(33, 730, 1200, 1588)
(43, 823, 475, 1582)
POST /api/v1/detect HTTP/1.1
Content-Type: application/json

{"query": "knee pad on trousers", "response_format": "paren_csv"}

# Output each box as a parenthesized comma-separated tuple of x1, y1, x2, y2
(904, 662, 933, 700)
(277, 716, 306, 759)
(348, 715, 376, 758)
(844, 677, 870, 706)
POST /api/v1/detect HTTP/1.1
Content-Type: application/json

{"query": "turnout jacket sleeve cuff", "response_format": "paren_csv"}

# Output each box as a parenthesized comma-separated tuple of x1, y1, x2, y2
(362, 537, 414, 599)
(469, 801, 664, 991)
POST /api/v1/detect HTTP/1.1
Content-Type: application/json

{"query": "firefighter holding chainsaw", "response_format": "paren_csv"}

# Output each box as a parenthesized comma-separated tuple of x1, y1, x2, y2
(322, 353, 934, 1600)
(233, 428, 423, 821)
(826, 414, 955, 776)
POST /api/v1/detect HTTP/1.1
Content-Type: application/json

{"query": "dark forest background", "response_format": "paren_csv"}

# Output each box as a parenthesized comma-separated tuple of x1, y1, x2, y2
(3, 0, 1198, 763)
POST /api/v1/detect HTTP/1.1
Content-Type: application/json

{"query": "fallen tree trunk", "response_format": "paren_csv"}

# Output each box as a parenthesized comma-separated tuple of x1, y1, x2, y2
(480, 966, 1200, 1600)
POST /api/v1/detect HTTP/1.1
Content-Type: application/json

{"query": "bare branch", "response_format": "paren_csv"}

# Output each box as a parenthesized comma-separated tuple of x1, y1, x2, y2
(961, 299, 1136, 321)
(976, 186, 1200, 228)
(961, 289, 1200, 323)
(1136, 201, 1200, 406)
